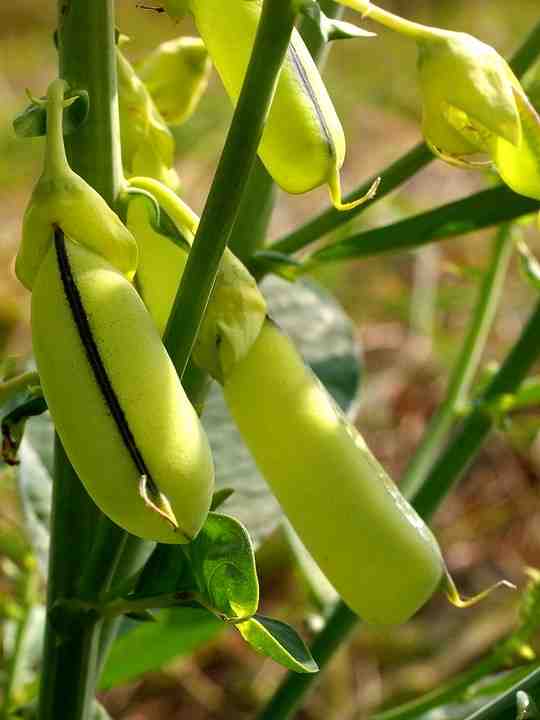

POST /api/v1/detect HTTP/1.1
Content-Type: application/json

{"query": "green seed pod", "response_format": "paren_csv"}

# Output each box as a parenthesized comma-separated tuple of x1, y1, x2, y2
(31, 229, 214, 543)
(184, 0, 377, 210)
(16, 79, 138, 291)
(223, 320, 443, 625)
(137, 37, 212, 126)
(117, 48, 180, 191)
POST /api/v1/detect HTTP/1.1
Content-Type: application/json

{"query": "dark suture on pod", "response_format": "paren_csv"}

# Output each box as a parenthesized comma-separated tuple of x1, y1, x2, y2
(288, 41, 335, 161)
(53, 227, 162, 502)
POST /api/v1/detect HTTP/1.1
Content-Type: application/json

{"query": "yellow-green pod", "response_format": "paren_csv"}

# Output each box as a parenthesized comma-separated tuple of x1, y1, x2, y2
(137, 37, 212, 126)
(187, 0, 376, 210)
(16, 79, 138, 291)
(127, 193, 190, 336)
(223, 320, 443, 625)
(31, 230, 214, 543)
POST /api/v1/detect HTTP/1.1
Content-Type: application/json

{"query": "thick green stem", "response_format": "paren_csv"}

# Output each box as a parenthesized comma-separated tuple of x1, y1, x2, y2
(38, 3, 129, 719)
(163, 0, 298, 380)
(38, 438, 103, 720)
(400, 224, 514, 499)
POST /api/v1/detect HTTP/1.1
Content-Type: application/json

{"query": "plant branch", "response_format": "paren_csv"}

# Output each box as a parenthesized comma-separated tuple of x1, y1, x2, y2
(400, 224, 515, 499)
(163, 0, 299, 380)
(296, 187, 538, 270)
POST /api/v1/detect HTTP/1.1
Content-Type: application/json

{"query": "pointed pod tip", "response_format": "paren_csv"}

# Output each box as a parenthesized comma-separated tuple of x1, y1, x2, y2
(444, 567, 516, 610)
(328, 170, 380, 212)
(138, 473, 191, 539)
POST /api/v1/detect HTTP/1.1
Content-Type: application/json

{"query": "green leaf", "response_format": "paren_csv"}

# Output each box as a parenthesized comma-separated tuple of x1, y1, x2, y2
(304, 186, 539, 267)
(210, 487, 235, 511)
(203, 275, 362, 547)
(236, 614, 318, 674)
(99, 607, 223, 689)
(12, 91, 89, 138)
(187, 512, 258, 621)
(2, 396, 48, 466)
(299, 0, 375, 43)
(133, 543, 191, 597)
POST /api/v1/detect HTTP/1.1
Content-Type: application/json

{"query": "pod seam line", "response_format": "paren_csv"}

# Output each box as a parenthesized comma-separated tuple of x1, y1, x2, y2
(53, 228, 157, 493)
(288, 40, 335, 161)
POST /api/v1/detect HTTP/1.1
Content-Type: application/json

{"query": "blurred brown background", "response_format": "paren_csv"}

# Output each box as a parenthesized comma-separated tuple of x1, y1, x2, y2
(2, 1, 540, 718)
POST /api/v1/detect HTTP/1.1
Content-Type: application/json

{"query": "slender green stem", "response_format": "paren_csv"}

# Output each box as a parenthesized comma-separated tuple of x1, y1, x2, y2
(508, 19, 540, 79)
(42, 80, 71, 179)
(1, 564, 37, 720)
(296, 187, 538, 270)
(38, 3, 129, 720)
(413, 299, 540, 520)
(340, 0, 443, 41)
(265, 18, 540, 261)
(38, 438, 103, 720)
(371, 653, 512, 720)
(163, 0, 298, 380)
(463, 665, 540, 720)
(400, 224, 515, 499)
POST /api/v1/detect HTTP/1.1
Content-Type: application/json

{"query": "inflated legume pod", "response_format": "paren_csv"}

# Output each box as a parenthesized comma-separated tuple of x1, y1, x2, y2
(183, 0, 377, 210)
(223, 320, 443, 625)
(31, 229, 214, 543)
